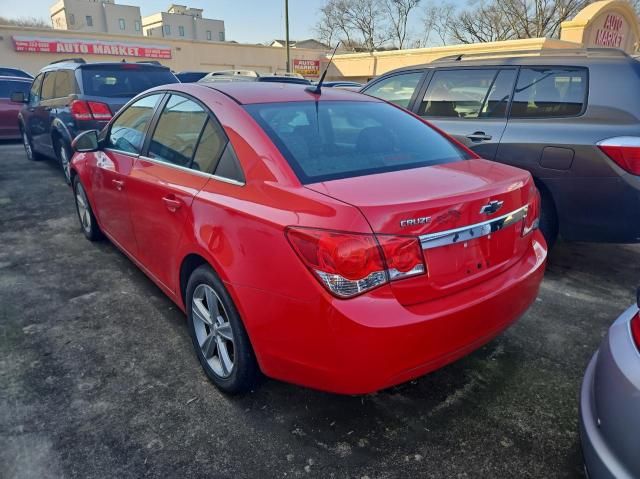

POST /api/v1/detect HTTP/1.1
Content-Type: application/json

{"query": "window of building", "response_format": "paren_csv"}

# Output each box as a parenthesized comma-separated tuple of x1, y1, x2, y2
(510, 68, 587, 118)
(206, 30, 212, 41)
(163, 24, 171, 36)
(69, 13, 75, 25)
(419, 69, 516, 119)
(119, 18, 126, 30)
(178, 25, 185, 36)
(218, 31, 225, 41)
(134, 20, 141, 31)
(86, 15, 93, 27)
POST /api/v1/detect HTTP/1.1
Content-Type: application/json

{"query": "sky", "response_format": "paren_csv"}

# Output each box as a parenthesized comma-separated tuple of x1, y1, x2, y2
(0, 0, 337, 44)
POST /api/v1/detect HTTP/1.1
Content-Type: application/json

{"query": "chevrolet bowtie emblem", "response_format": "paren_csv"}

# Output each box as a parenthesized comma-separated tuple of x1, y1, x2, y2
(480, 200, 504, 215)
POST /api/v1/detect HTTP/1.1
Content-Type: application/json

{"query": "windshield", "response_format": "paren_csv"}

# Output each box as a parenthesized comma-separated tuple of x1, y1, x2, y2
(246, 100, 467, 183)
(81, 67, 176, 98)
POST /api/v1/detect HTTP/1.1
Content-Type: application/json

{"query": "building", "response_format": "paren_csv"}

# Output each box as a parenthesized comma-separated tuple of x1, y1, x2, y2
(50, 0, 143, 36)
(269, 39, 330, 50)
(142, 4, 225, 42)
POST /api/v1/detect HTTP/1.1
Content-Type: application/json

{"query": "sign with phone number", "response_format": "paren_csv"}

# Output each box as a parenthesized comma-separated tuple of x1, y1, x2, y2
(12, 35, 172, 59)
(293, 59, 320, 78)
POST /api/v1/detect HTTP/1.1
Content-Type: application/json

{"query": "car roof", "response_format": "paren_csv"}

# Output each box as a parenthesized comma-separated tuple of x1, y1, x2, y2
(387, 48, 636, 74)
(0, 75, 32, 82)
(196, 82, 380, 105)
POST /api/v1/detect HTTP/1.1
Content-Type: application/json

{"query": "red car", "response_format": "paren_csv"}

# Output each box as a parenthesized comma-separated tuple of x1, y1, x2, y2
(69, 82, 547, 395)
(0, 76, 31, 140)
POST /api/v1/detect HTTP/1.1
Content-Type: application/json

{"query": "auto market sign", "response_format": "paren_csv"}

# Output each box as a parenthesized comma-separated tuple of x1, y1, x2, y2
(293, 59, 320, 78)
(12, 35, 172, 59)
(593, 13, 627, 48)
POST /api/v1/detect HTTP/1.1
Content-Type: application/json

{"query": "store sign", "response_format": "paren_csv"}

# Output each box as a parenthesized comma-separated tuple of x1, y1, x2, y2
(592, 13, 627, 48)
(12, 36, 172, 59)
(293, 59, 320, 78)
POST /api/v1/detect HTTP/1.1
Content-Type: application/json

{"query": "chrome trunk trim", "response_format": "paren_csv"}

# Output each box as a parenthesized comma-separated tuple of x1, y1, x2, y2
(419, 205, 528, 250)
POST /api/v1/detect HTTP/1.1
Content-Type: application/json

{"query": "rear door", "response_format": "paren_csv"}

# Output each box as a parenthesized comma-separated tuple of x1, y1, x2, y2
(92, 93, 165, 255)
(127, 93, 226, 291)
(415, 67, 517, 160)
(31, 71, 57, 154)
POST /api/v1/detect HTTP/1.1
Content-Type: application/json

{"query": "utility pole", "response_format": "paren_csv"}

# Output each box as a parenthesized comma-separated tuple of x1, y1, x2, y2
(285, 0, 291, 72)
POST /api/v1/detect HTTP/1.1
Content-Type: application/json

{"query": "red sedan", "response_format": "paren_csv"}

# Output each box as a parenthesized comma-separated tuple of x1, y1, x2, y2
(69, 82, 547, 394)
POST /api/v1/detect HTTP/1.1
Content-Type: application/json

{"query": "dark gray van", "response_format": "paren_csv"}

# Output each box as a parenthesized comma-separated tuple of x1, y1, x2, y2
(360, 48, 640, 247)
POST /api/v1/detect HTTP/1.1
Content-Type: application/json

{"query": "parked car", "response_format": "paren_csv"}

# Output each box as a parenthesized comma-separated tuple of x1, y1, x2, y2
(175, 71, 209, 83)
(199, 69, 311, 85)
(580, 288, 640, 479)
(14, 59, 178, 183)
(0, 76, 31, 140)
(360, 48, 640, 247)
(69, 82, 546, 394)
(323, 81, 363, 89)
(0, 67, 33, 79)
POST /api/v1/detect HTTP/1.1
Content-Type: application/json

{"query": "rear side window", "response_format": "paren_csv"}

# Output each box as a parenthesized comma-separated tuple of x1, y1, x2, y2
(419, 69, 515, 119)
(148, 95, 209, 167)
(81, 66, 176, 98)
(192, 119, 227, 173)
(0, 80, 30, 99)
(363, 72, 423, 108)
(53, 70, 76, 97)
(108, 94, 162, 154)
(246, 100, 468, 183)
(510, 68, 587, 118)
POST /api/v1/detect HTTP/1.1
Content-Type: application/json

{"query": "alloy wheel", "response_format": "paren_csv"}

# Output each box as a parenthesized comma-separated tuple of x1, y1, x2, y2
(75, 183, 92, 234)
(191, 284, 235, 378)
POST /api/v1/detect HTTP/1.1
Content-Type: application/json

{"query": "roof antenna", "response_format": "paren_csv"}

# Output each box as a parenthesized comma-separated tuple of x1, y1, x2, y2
(306, 41, 340, 95)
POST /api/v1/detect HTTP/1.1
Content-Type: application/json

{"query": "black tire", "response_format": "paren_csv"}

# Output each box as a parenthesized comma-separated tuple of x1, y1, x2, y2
(55, 137, 72, 185)
(186, 265, 260, 394)
(73, 175, 103, 241)
(538, 188, 558, 249)
(21, 127, 42, 161)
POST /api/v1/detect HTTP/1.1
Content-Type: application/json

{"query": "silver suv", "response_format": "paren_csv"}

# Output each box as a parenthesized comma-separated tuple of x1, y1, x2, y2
(361, 48, 640, 247)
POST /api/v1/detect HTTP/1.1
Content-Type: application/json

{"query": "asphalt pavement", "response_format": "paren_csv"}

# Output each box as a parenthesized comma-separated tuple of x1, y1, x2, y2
(1, 140, 639, 478)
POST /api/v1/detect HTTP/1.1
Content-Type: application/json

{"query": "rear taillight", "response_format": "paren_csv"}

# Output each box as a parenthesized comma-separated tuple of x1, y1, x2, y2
(522, 187, 541, 236)
(70, 100, 112, 122)
(286, 227, 426, 298)
(631, 287, 640, 350)
(597, 137, 640, 175)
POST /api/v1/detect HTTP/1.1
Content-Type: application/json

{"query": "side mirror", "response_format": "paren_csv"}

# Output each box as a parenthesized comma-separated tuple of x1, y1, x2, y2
(72, 130, 99, 152)
(10, 91, 26, 103)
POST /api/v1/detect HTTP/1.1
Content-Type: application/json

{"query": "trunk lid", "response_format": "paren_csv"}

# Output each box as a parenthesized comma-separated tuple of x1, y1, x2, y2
(306, 159, 534, 305)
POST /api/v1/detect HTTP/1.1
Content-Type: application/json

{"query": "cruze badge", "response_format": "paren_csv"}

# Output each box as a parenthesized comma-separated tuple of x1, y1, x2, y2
(400, 216, 431, 228)
(480, 200, 504, 215)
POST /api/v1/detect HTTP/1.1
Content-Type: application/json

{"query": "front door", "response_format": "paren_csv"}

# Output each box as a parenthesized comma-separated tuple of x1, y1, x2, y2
(415, 68, 517, 160)
(90, 93, 164, 255)
(127, 94, 215, 290)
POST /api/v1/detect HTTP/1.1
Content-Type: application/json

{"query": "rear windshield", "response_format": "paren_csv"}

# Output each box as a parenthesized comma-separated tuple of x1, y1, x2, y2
(0, 80, 30, 98)
(246, 100, 467, 183)
(81, 66, 176, 97)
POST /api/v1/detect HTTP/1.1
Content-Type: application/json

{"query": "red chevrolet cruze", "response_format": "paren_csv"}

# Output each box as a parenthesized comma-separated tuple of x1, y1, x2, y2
(69, 82, 547, 394)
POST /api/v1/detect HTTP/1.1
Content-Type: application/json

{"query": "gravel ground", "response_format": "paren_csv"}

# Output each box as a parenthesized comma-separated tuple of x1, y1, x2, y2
(1, 140, 639, 478)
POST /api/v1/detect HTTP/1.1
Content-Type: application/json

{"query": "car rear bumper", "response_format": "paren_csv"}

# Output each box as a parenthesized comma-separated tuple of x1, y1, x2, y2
(579, 306, 640, 479)
(234, 232, 547, 394)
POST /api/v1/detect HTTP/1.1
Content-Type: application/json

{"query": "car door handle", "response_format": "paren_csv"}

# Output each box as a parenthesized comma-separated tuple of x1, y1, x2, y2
(162, 195, 182, 212)
(112, 179, 124, 191)
(466, 132, 492, 142)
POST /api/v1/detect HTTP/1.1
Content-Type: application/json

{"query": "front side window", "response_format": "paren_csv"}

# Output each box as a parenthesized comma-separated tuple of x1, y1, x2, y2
(510, 68, 587, 118)
(419, 69, 513, 119)
(28, 74, 44, 105)
(178, 25, 185, 37)
(108, 94, 162, 154)
(41, 72, 57, 100)
(148, 95, 209, 167)
(86, 15, 93, 27)
(246, 100, 467, 183)
(119, 18, 126, 30)
(363, 72, 423, 108)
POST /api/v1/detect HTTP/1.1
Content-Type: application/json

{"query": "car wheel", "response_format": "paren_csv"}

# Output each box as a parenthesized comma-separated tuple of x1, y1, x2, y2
(539, 188, 558, 249)
(73, 176, 102, 241)
(56, 139, 72, 185)
(21, 128, 40, 161)
(186, 265, 260, 394)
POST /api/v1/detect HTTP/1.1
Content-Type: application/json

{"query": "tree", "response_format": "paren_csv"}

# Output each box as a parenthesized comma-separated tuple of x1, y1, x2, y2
(0, 16, 51, 29)
(385, 0, 421, 49)
(421, 2, 455, 46)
